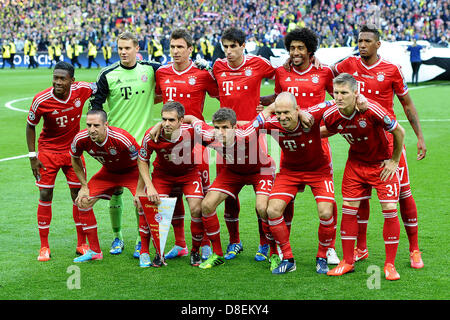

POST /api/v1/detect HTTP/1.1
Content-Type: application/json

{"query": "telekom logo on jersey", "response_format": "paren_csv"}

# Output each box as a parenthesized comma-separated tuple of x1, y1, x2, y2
(222, 81, 249, 96)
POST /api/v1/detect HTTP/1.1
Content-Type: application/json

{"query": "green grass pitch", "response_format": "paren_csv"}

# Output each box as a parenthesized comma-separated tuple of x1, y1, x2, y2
(0, 68, 448, 301)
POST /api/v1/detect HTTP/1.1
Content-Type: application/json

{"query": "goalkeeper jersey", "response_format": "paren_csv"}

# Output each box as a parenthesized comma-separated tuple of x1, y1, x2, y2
(90, 60, 160, 142)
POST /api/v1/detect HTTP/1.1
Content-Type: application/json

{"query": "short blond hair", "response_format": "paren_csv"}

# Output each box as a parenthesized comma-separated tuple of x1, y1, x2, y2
(117, 31, 138, 46)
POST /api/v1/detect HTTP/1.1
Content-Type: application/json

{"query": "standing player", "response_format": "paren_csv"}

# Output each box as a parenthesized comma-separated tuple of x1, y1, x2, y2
(155, 28, 219, 260)
(26, 61, 95, 261)
(135, 102, 212, 268)
(259, 27, 340, 265)
(324, 74, 405, 280)
(70, 109, 141, 263)
(212, 27, 276, 261)
(256, 92, 337, 275)
(332, 24, 426, 268)
(90, 31, 161, 258)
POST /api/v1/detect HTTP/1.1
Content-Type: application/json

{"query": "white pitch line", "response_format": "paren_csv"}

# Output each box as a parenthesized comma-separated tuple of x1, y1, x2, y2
(4, 97, 31, 113)
(0, 154, 28, 162)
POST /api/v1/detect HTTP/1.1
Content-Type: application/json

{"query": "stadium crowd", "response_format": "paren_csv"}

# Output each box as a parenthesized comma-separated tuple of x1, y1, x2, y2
(1, 0, 449, 63)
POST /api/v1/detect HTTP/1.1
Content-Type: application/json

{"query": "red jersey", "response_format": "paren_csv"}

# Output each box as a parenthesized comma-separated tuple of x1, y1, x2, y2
(192, 119, 273, 174)
(139, 124, 198, 176)
(260, 104, 332, 172)
(274, 64, 334, 109)
(322, 100, 398, 163)
(155, 61, 219, 120)
(334, 56, 408, 117)
(27, 82, 94, 153)
(213, 54, 275, 120)
(70, 126, 139, 173)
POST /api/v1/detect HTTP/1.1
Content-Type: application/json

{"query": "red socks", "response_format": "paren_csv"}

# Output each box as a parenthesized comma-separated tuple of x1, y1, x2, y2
(172, 194, 187, 248)
(73, 204, 87, 247)
(340, 205, 359, 264)
(382, 209, 400, 265)
(78, 206, 100, 253)
(399, 190, 419, 252)
(37, 200, 52, 248)
(317, 215, 335, 258)
(190, 217, 204, 253)
(202, 212, 223, 256)
(224, 197, 240, 244)
(268, 216, 293, 260)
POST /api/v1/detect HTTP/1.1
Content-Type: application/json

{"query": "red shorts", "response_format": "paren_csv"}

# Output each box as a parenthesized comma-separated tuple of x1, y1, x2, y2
(269, 166, 335, 204)
(36, 151, 84, 189)
(88, 166, 139, 199)
(151, 169, 204, 199)
(209, 165, 275, 199)
(195, 144, 210, 191)
(342, 158, 400, 203)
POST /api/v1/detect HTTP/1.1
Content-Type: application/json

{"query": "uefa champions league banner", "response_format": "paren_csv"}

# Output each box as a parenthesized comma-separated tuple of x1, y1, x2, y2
(1, 51, 169, 68)
(138, 197, 176, 261)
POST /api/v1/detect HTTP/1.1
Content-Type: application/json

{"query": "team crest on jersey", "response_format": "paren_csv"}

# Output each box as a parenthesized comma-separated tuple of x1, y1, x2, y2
(28, 111, 35, 121)
(311, 74, 319, 84)
(129, 145, 136, 153)
(358, 119, 367, 128)
(376, 72, 385, 82)
(109, 147, 117, 155)
(244, 68, 252, 76)
(141, 74, 148, 82)
(139, 148, 147, 158)
(74, 98, 82, 108)
(383, 115, 392, 125)
(188, 76, 197, 85)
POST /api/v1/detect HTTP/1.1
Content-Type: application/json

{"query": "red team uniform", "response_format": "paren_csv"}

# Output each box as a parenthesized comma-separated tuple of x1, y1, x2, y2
(257, 104, 336, 261)
(273, 63, 338, 241)
(213, 54, 275, 120)
(322, 100, 401, 268)
(192, 119, 276, 200)
(334, 55, 420, 256)
(138, 124, 207, 256)
(27, 82, 93, 188)
(70, 126, 141, 199)
(156, 61, 219, 251)
(27, 81, 94, 255)
(213, 54, 276, 248)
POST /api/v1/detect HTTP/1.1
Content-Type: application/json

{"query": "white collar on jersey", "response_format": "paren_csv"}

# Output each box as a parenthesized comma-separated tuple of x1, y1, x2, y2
(360, 55, 382, 70)
(337, 108, 357, 120)
(292, 63, 313, 76)
(226, 55, 247, 70)
(171, 60, 194, 75)
(95, 127, 109, 147)
(51, 87, 72, 104)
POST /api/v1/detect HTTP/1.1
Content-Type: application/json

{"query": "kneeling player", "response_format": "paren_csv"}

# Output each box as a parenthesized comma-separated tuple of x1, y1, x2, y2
(323, 74, 405, 280)
(186, 108, 277, 268)
(135, 102, 213, 268)
(70, 109, 141, 263)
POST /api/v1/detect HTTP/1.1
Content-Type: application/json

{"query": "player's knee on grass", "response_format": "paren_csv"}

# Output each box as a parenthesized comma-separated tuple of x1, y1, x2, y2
(255, 196, 269, 219)
(39, 188, 54, 202)
(317, 201, 333, 220)
(380, 201, 397, 211)
(266, 199, 285, 219)
(187, 198, 202, 218)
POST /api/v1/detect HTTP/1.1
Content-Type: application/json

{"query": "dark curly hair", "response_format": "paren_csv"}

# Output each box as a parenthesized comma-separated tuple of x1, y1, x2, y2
(284, 28, 318, 57)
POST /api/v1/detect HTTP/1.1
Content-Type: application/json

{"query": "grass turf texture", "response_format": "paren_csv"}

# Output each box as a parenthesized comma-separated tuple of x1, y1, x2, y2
(0, 68, 448, 300)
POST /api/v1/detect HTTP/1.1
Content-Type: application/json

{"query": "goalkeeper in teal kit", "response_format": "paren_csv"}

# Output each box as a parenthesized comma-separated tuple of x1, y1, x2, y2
(90, 31, 162, 257)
